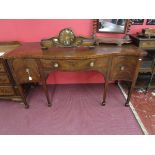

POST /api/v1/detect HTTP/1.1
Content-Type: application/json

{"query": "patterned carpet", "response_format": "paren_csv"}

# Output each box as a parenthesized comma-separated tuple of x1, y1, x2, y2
(118, 82, 155, 135)
(0, 84, 143, 135)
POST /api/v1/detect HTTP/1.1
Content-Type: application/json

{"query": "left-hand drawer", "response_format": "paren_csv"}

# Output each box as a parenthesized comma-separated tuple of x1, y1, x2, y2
(0, 73, 10, 84)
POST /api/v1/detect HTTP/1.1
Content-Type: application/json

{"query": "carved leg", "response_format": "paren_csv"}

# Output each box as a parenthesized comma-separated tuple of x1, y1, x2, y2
(102, 80, 108, 106)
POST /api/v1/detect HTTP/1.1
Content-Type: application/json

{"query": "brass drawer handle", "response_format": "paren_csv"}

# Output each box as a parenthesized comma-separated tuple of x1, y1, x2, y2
(90, 62, 94, 67)
(26, 68, 32, 81)
(120, 66, 125, 71)
(54, 63, 59, 68)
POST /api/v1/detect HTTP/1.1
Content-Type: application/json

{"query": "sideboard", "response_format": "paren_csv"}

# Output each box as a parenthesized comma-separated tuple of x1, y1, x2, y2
(1, 42, 146, 108)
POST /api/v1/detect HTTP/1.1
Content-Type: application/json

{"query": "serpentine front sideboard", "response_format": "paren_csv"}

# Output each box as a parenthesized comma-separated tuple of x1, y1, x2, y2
(2, 42, 146, 108)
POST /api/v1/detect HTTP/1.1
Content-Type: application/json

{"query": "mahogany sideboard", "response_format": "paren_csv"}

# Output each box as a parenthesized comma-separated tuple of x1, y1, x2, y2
(1, 42, 146, 108)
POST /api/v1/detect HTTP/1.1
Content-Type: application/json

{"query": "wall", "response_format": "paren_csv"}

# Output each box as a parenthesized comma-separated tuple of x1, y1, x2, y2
(0, 19, 92, 42)
(1, 19, 155, 42)
(0, 19, 155, 84)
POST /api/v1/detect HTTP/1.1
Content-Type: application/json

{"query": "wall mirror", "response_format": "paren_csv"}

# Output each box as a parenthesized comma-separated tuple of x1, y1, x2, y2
(97, 19, 128, 33)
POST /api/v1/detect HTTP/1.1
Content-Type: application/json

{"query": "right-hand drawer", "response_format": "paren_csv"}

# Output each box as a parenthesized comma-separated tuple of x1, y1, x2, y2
(110, 56, 138, 81)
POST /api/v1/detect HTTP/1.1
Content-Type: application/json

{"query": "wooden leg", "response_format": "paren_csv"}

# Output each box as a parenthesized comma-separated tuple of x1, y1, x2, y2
(125, 82, 134, 107)
(102, 80, 108, 106)
(124, 57, 143, 106)
(114, 80, 118, 85)
(51, 84, 57, 103)
(35, 59, 51, 107)
(42, 79, 51, 107)
(17, 84, 29, 109)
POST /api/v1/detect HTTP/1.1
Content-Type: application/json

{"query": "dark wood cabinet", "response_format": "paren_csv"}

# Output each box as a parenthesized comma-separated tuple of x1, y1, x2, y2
(130, 35, 155, 90)
(0, 42, 22, 101)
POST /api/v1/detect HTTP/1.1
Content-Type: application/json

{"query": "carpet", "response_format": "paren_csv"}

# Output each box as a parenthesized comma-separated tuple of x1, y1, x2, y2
(0, 84, 143, 135)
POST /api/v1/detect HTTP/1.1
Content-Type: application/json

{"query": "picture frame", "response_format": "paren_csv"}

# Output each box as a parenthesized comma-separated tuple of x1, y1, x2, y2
(146, 19, 155, 25)
(97, 19, 128, 33)
(130, 19, 144, 25)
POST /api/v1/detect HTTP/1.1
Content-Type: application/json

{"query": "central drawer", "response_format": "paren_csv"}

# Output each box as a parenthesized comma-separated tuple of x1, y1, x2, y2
(0, 73, 10, 84)
(40, 59, 95, 71)
(40, 57, 109, 72)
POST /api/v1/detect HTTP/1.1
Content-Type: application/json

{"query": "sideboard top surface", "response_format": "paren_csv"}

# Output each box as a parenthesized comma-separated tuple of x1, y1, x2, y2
(4, 42, 146, 59)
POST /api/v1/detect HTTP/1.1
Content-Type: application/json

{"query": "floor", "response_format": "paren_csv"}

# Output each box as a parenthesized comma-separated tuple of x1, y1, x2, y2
(119, 82, 155, 135)
(0, 84, 143, 135)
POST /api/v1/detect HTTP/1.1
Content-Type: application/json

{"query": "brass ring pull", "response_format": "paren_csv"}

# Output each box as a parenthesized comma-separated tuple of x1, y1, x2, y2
(54, 63, 59, 68)
(26, 68, 32, 81)
(90, 62, 94, 67)
(120, 66, 125, 71)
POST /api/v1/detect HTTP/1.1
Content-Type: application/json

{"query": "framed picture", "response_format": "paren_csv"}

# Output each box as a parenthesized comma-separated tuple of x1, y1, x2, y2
(130, 19, 144, 25)
(97, 19, 128, 33)
(146, 19, 155, 25)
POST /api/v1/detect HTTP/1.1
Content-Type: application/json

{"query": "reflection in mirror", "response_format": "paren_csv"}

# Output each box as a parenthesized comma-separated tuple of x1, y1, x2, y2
(98, 19, 127, 33)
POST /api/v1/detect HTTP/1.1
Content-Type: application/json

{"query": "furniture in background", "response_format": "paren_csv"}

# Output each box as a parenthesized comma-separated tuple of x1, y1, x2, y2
(97, 19, 128, 33)
(130, 31, 155, 91)
(92, 19, 132, 46)
(0, 42, 23, 101)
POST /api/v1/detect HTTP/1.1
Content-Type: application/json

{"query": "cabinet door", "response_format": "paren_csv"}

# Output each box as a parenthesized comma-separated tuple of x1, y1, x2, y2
(11, 59, 40, 84)
(110, 56, 138, 81)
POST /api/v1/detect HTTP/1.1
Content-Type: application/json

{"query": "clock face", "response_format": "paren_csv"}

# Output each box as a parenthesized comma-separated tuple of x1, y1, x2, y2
(59, 28, 75, 46)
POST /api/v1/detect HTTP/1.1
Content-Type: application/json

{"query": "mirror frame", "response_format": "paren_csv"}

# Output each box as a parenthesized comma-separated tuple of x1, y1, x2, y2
(96, 19, 128, 34)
